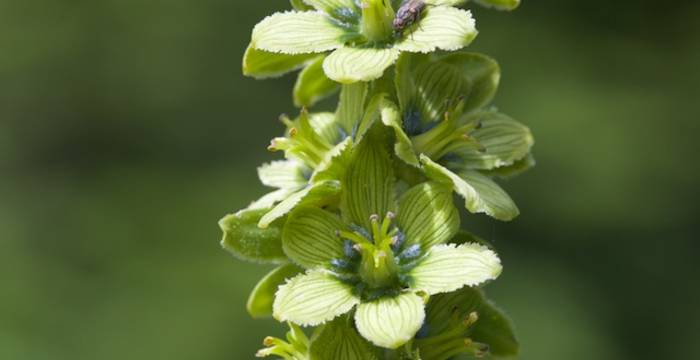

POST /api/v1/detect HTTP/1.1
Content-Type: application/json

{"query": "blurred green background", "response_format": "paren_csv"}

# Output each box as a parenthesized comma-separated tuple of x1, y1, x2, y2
(2, 0, 699, 359)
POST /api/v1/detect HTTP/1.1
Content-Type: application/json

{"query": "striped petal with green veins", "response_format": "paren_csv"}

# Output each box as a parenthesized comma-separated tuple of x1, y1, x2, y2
(408, 243, 502, 295)
(282, 207, 348, 269)
(354, 292, 426, 349)
(421, 155, 520, 221)
(309, 316, 380, 360)
(323, 47, 401, 84)
(258, 180, 341, 228)
(394, 7, 477, 54)
(273, 270, 360, 326)
(396, 182, 460, 249)
(247, 263, 303, 318)
(251, 11, 347, 55)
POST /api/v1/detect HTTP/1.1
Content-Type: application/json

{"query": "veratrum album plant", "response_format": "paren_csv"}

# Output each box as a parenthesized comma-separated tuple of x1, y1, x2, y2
(219, 1, 533, 359)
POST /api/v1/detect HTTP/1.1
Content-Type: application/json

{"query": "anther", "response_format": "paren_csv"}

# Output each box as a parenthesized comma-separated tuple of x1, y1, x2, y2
(369, 214, 380, 222)
(464, 311, 479, 327)
(386, 211, 395, 219)
(263, 337, 276, 346)
(288, 128, 298, 137)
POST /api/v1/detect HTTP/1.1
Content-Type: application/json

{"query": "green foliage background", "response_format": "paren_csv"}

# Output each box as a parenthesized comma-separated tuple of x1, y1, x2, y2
(1, 0, 698, 359)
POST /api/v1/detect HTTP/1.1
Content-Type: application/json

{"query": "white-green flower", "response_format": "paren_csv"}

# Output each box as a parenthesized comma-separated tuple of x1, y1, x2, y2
(271, 131, 502, 349)
(381, 51, 535, 221)
(248, 0, 478, 84)
(250, 110, 354, 228)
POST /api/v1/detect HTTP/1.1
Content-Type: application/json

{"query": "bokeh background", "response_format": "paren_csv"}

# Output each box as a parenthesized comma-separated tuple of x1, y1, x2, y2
(2, 0, 699, 359)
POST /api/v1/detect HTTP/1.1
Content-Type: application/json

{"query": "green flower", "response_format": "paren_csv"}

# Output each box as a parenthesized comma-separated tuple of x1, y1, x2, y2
(247, 0, 478, 84)
(271, 129, 502, 349)
(251, 110, 353, 228)
(415, 285, 519, 360)
(380, 51, 535, 221)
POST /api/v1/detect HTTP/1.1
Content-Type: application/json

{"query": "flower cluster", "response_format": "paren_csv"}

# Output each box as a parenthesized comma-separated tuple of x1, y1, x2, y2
(220, 0, 530, 359)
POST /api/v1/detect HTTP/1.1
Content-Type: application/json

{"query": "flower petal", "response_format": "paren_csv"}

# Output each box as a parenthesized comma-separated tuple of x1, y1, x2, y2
(252, 11, 346, 54)
(247, 263, 303, 318)
(242, 45, 317, 79)
(409, 243, 502, 295)
(341, 127, 396, 230)
(452, 112, 534, 171)
(219, 208, 287, 264)
(259, 180, 341, 228)
(380, 99, 420, 166)
(312, 137, 353, 183)
(421, 156, 519, 221)
(354, 292, 426, 349)
(335, 82, 368, 134)
(309, 316, 380, 360)
(424, 0, 467, 5)
(294, 55, 340, 107)
(258, 160, 308, 190)
(282, 206, 347, 269)
(303, 0, 361, 19)
(397, 182, 460, 249)
(323, 47, 400, 83)
(394, 7, 477, 53)
(273, 270, 360, 326)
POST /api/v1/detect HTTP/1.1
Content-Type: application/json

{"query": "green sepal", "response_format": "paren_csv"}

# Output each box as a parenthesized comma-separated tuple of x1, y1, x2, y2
(451, 112, 534, 171)
(354, 292, 426, 349)
(282, 206, 347, 269)
(309, 315, 380, 360)
(294, 55, 340, 107)
(219, 208, 287, 264)
(397, 181, 459, 249)
(421, 156, 519, 221)
(259, 180, 342, 228)
(243, 45, 317, 79)
(247, 263, 303, 318)
(419, 287, 519, 359)
(341, 125, 396, 230)
(472, 0, 521, 11)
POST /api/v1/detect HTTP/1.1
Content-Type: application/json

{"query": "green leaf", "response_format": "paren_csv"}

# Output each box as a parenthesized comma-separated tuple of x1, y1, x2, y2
(397, 182, 459, 249)
(259, 180, 342, 228)
(341, 127, 396, 230)
(247, 263, 303, 318)
(421, 156, 519, 221)
(482, 153, 536, 179)
(354, 292, 426, 349)
(273, 270, 360, 326)
(473, 0, 521, 11)
(422, 287, 519, 358)
(336, 82, 368, 135)
(395, 7, 477, 54)
(252, 11, 346, 54)
(219, 208, 287, 264)
(323, 47, 401, 83)
(283, 207, 347, 269)
(294, 55, 340, 107)
(380, 98, 420, 166)
(243, 45, 317, 79)
(258, 160, 308, 190)
(309, 316, 380, 360)
(408, 243, 502, 295)
(453, 112, 533, 171)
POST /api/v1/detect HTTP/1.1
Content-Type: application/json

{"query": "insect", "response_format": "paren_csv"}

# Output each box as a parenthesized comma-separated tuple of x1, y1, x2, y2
(393, 0, 426, 37)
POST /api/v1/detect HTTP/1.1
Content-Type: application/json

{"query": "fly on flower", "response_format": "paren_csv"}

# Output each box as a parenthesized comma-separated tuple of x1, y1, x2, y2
(393, 0, 426, 38)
